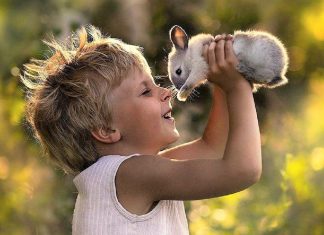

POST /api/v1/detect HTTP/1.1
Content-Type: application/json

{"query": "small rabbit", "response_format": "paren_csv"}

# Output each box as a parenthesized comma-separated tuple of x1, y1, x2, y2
(168, 25, 289, 101)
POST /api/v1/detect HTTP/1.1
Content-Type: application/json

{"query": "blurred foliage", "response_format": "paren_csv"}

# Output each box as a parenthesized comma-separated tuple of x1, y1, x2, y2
(0, 0, 323, 234)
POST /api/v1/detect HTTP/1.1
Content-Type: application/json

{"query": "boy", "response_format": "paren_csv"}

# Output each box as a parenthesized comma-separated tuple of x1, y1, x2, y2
(22, 25, 261, 234)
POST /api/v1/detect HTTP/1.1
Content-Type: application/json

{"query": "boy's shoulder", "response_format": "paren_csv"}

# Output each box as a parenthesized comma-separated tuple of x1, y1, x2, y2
(73, 155, 128, 188)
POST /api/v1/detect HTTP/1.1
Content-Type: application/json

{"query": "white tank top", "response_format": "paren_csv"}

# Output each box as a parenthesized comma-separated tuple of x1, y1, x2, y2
(72, 154, 189, 235)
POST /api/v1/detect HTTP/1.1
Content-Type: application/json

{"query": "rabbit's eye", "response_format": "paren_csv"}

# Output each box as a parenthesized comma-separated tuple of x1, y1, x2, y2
(176, 68, 182, 75)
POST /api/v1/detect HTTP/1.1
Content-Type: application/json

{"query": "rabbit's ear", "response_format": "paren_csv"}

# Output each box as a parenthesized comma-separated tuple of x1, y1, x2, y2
(169, 25, 188, 50)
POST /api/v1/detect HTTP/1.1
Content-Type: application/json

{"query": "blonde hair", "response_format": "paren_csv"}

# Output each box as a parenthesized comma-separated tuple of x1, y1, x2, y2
(21, 25, 151, 175)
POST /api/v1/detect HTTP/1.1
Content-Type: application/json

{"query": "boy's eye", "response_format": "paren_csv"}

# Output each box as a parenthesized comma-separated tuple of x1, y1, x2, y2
(142, 89, 151, 95)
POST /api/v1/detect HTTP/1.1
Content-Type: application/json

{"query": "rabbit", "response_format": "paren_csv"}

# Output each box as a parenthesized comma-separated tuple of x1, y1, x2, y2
(168, 25, 289, 101)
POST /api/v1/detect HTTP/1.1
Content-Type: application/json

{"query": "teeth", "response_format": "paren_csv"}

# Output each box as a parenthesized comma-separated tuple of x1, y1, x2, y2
(163, 111, 171, 118)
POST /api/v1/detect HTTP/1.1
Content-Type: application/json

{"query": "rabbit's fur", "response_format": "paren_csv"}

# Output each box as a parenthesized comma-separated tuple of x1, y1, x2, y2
(168, 25, 289, 101)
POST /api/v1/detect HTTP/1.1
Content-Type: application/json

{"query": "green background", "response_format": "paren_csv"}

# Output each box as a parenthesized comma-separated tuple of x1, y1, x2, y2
(0, 0, 324, 234)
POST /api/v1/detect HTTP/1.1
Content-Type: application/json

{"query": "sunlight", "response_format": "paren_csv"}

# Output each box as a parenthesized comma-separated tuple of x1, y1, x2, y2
(211, 209, 227, 222)
(10, 66, 20, 77)
(302, 2, 324, 40)
(311, 147, 324, 171)
(304, 70, 324, 144)
(285, 153, 312, 202)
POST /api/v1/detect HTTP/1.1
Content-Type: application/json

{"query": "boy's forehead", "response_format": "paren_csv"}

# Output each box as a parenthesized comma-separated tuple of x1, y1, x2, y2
(133, 68, 154, 82)
(113, 68, 154, 96)
(128, 68, 155, 87)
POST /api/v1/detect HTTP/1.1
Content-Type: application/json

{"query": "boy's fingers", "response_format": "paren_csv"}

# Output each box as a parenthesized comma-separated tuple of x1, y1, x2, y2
(215, 38, 225, 67)
(225, 39, 238, 65)
(224, 40, 231, 59)
(214, 34, 223, 42)
(225, 34, 233, 41)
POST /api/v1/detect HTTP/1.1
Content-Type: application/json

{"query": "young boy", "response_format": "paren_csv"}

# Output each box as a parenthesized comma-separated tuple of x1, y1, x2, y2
(22, 25, 261, 234)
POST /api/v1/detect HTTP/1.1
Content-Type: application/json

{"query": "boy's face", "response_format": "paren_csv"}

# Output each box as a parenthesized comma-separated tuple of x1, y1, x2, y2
(109, 67, 180, 154)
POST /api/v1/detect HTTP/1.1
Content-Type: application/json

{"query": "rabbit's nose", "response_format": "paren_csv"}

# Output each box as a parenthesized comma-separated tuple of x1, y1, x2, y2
(175, 83, 182, 90)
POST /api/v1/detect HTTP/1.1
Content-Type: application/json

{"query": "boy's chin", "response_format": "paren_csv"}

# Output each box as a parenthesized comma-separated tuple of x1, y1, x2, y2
(166, 131, 180, 145)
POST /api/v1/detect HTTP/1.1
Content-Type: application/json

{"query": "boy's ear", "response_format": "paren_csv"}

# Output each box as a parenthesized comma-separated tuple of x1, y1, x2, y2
(91, 127, 121, 144)
(170, 25, 189, 50)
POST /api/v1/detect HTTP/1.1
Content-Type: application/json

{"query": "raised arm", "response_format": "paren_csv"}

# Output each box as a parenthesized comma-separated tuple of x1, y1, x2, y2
(158, 83, 229, 160)
(115, 35, 262, 204)
(202, 35, 262, 174)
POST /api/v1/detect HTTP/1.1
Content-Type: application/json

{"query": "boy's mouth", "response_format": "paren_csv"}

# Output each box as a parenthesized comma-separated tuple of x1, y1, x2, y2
(162, 109, 172, 119)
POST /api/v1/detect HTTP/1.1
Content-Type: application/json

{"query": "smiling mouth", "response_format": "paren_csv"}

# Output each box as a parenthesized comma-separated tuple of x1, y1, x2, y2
(162, 111, 172, 119)
(162, 108, 175, 121)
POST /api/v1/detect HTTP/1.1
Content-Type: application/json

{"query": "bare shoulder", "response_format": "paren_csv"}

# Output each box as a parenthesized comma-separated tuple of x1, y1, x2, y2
(115, 155, 164, 215)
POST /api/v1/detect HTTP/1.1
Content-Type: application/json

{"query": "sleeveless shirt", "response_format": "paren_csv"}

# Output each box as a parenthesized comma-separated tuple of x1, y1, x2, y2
(72, 154, 190, 235)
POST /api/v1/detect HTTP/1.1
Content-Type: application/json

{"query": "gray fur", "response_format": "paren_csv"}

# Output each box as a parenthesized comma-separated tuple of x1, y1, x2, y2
(168, 25, 289, 101)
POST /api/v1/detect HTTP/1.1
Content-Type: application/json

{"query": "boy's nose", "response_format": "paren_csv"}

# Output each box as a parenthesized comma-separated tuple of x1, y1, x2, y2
(160, 87, 171, 101)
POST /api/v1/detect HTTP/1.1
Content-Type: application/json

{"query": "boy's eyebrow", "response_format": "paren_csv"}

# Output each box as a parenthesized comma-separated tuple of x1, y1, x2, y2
(138, 79, 156, 88)
(139, 81, 148, 87)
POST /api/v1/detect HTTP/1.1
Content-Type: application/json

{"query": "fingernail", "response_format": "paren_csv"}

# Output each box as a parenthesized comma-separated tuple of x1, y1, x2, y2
(214, 35, 221, 41)
(225, 35, 233, 41)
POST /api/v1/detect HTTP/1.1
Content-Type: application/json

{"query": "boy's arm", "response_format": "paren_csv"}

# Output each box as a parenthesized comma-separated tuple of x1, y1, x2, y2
(158, 84, 229, 160)
(115, 36, 262, 202)
(117, 77, 261, 201)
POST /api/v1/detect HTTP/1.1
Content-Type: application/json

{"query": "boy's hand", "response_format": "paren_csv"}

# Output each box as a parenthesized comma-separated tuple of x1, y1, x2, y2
(203, 34, 249, 93)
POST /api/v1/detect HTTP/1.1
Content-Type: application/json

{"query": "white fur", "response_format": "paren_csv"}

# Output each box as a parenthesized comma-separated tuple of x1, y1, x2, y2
(168, 26, 289, 101)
